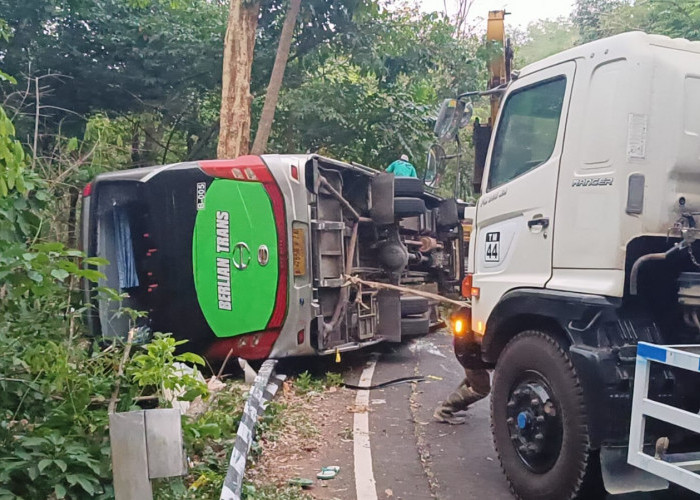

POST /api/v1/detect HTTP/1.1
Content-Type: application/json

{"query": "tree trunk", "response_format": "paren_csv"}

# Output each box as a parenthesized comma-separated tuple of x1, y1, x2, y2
(141, 116, 159, 166)
(218, 0, 261, 159)
(130, 123, 141, 167)
(66, 187, 80, 248)
(250, 0, 302, 155)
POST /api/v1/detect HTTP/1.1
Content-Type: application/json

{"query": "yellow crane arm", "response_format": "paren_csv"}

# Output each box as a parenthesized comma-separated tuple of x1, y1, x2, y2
(486, 10, 508, 125)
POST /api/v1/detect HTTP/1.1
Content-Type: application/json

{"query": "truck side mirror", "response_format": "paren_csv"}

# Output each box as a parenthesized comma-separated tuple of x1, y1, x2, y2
(425, 144, 446, 188)
(434, 99, 473, 141)
(460, 102, 474, 129)
(434, 99, 465, 141)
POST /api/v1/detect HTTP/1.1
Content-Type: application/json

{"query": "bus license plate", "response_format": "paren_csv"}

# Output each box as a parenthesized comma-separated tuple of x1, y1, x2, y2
(292, 228, 306, 276)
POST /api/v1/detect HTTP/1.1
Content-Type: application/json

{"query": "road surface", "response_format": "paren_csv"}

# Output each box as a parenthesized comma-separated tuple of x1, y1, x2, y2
(337, 329, 700, 500)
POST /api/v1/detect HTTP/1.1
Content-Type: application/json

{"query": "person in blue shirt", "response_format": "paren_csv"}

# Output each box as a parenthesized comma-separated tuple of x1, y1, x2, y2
(386, 154, 417, 178)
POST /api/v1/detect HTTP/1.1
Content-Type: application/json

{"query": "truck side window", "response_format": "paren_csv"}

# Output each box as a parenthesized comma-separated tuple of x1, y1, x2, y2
(487, 77, 567, 190)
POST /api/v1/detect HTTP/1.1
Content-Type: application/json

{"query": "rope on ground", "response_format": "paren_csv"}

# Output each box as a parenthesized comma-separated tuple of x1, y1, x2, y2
(220, 359, 286, 500)
(344, 275, 470, 308)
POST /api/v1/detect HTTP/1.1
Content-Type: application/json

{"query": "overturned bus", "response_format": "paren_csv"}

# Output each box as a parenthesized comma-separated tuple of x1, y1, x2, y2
(81, 154, 469, 360)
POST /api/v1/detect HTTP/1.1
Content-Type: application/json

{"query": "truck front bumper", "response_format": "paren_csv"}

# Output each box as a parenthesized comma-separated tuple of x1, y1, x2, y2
(454, 333, 493, 370)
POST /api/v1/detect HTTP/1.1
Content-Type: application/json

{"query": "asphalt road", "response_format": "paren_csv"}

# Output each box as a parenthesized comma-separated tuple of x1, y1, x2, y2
(342, 329, 700, 500)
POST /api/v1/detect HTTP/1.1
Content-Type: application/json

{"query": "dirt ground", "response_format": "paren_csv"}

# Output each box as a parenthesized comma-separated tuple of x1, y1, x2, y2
(247, 381, 358, 499)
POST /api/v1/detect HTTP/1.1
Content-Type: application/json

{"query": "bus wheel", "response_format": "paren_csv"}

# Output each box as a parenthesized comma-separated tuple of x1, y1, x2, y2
(400, 296, 429, 316)
(400, 313, 430, 336)
(394, 197, 425, 218)
(394, 176, 424, 197)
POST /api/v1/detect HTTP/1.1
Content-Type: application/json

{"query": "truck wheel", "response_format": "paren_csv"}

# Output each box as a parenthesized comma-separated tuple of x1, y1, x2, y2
(394, 197, 425, 218)
(491, 331, 592, 500)
(394, 177, 423, 197)
(400, 296, 429, 316)
(400, 313, 430, 336)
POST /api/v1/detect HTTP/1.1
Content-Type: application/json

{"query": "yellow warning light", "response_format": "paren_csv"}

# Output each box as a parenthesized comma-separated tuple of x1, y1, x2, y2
(451, 306, 471, 337)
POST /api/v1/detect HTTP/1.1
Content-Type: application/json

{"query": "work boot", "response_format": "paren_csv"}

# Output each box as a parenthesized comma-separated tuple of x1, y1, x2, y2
(433, 404, 467, 425)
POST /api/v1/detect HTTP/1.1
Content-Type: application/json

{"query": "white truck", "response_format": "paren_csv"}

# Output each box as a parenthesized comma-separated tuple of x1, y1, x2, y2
(445, 32, 700, 499)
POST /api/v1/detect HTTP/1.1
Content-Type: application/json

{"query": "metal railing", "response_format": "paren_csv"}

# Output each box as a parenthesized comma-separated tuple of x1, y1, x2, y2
(628, 342, 700, 493)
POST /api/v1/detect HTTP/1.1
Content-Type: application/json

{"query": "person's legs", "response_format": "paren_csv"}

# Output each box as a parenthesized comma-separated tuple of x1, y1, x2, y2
(434, 369, 491, 424)
(464, 368, 491, 401)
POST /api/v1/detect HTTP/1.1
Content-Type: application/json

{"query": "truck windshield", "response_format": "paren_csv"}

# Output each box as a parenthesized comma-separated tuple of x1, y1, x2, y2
(488, 76, 566, 190)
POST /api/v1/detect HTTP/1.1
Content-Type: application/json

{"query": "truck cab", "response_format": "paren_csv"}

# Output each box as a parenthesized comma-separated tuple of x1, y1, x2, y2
(452, 32, 700, 499)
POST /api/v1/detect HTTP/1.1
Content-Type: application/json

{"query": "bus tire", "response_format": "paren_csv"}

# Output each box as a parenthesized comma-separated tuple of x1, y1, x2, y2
(400, 314, 430, 336)
(394, 177, 423, 197)
(400, 296, 430, 317)
(394, 197, 425, 218)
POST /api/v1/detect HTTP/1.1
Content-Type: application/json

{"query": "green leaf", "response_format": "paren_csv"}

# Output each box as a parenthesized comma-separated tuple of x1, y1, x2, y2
(21, 437, 48, 447)
(79, 269, 106, 282)
(54, 484, 67, 499)
(27, 270, 43, 283)
(66, 137, 79, 153)
(34, 242, 64, 253)
(176, 352, 205, 365)
(54, 459, 67, 472)
(59, 261, 79, 273)
(38, 458, 52, 473)
(192, 422, 221, 438)
(73, 474, 96, 495)
(0, 70, 16, 84)
(180, 387, 205, 401)
(83, 257, 109, 266)
(50, 269, 70, 281)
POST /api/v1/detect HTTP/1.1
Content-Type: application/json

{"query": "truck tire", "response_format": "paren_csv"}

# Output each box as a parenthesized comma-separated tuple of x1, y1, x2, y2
(394, 177, 423, 197)
(400, 313, 430, 336)
(491, 331, 594, 500)
(394, 197, 425, 218)
(400, 296, 430, 316)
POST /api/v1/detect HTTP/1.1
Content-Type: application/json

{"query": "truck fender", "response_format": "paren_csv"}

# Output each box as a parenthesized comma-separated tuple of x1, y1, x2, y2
(481, 288, 621, 363)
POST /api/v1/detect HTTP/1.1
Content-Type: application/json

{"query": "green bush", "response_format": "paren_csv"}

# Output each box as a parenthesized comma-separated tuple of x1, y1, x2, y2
(0, 99, 212, 499)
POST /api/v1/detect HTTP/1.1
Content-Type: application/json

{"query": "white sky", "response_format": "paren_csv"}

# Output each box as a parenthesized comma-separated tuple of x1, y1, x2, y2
(419, 0, 575, 29)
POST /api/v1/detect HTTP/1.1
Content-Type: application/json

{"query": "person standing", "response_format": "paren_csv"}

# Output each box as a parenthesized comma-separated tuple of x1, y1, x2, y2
(434, 296, 492, 424)
(386, 154, 417, 178)
(433, 368, 491, 424)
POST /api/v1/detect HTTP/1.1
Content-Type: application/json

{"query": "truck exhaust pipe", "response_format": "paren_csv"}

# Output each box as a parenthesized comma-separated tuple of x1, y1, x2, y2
(629, 244, 683, 295)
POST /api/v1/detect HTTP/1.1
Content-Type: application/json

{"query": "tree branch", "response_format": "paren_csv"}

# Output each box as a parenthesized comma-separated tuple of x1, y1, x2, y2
(251, 0, 302, 155)
(108, 329, 135, 414)
(32, 77, 39, 169)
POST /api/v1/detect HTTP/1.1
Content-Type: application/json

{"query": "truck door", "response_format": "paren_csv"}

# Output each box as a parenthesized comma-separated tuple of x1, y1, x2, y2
(472, 61, 575, 333)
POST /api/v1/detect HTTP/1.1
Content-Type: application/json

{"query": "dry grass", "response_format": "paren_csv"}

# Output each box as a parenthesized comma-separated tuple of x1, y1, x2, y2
(247, 379, 355, 499)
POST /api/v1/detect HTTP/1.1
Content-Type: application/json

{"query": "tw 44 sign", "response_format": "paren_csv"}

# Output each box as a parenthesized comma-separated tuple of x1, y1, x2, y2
(485, 232, 500, 262)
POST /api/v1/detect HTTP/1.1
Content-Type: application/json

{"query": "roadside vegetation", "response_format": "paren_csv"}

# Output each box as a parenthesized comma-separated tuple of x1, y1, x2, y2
(155, 370, 343, 499)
